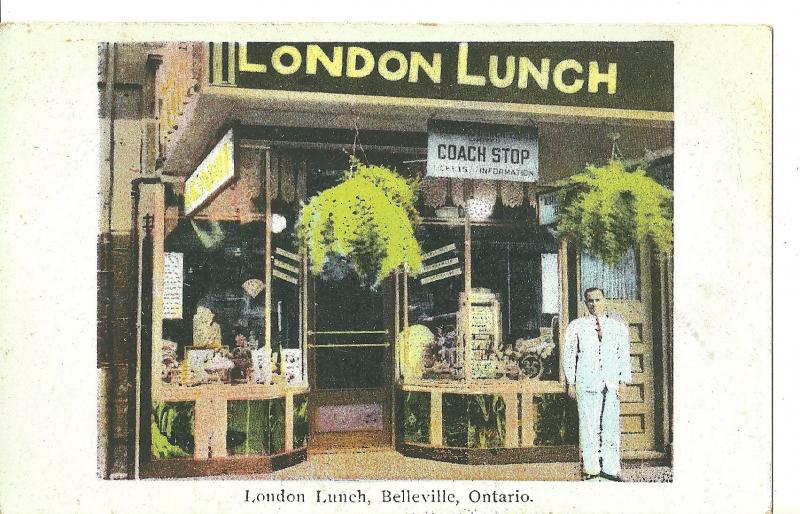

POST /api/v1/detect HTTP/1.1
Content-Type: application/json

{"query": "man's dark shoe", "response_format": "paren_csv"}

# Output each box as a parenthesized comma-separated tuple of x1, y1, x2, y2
(599, 472, 623, 482)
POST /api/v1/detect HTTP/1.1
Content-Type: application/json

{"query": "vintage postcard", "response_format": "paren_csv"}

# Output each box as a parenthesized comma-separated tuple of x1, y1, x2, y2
(0, 23, 773, 514)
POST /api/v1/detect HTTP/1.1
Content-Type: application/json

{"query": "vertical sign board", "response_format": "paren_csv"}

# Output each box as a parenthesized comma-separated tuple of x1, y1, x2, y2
(426, 120, 539, 182)
(538, 191, 559, 225)
(163, 252, 184, 319)
(184, 129, 235, 216)
(541, 253, 560, 314)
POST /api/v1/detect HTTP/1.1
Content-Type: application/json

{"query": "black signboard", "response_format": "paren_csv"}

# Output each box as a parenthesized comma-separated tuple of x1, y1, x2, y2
(223, 42, 673, 113)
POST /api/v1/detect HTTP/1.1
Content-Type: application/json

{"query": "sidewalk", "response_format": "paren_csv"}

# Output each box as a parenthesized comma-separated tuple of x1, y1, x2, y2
(231, 449, 672, 482)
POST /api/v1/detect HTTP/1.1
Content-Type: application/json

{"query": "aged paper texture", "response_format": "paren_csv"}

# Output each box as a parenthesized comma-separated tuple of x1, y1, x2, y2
(0, 22, 773, 514)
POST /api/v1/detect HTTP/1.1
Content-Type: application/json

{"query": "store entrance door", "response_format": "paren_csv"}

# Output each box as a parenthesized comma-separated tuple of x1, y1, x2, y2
(307, 262, 393, 451)
(577, 245, 659, 455)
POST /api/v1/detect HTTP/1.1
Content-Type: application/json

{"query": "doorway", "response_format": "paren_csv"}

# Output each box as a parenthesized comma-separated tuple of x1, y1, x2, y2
(576, 245, 660, 454)
(301, 150, 396, 451)
(307, 261, 394, 450)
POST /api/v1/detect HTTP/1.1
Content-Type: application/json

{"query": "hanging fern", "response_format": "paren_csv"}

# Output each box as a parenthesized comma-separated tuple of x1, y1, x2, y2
(557, 160, 673, 264)
(296, 159, 422, 286)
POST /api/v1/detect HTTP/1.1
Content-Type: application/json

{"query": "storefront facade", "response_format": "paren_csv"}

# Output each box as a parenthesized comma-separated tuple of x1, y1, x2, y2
(101, 41, 674, 478)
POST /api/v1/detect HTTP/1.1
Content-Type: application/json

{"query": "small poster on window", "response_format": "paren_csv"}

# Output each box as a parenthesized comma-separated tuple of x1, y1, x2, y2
(163, 252, 183, 319)
(282, 348, 304, 386)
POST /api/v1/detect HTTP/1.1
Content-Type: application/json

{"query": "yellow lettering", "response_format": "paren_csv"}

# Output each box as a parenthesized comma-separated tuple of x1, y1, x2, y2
(239, 43, 267, 73)
(553, 59, 584, 94)
(488, 55, 515, 88)
(408, 52, 441, 83)
(271, 45, 302, 75)
(377, 50, 408, 81)
(457, 43, 486, 86)
(306, 45, 343, 77)
(211, 151, 225, 182)
(517, 57, 550, 89)
(185, 180, 199, 210)
(346, 47, 375, 78)
(588, 61, 617, 94)
(200, 169, 213, 191)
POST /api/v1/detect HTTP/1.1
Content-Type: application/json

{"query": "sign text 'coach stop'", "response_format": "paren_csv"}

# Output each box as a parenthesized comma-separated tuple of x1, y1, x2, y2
(426, 121, 539, 182)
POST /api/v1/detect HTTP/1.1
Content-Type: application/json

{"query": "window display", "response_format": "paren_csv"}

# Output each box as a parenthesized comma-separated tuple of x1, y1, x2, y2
(402, 221, 561, 383)
(406, 224, 465, 381)
(161, 219, 278, 386)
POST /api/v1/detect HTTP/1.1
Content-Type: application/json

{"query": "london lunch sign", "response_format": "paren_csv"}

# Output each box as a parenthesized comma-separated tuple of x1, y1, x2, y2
(218, 42, 674, 113)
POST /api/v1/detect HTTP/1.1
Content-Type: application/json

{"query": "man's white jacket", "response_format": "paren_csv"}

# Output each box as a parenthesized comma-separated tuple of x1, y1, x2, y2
(563, 314, 632, 392)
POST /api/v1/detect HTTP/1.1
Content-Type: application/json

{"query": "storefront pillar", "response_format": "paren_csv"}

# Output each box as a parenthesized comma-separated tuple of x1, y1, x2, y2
(284, 393, 294, 452)
(193, 397, 227, 459)
(131, 178, 165, 476)
(503, 393, 519, 448)
(520, 396, 536, 446)
(430, 390, 443, 446)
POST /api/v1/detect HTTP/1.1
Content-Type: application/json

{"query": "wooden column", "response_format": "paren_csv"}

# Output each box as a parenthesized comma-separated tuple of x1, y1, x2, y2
(285, 393, 294, 452)
(520, 394, 536, 447)
(264, 148, 272, 352)
(503, 393, 519, 448)
(430, 390, 443, 446)
(557, 237, 569, 384)
(194, 397, 227, 459)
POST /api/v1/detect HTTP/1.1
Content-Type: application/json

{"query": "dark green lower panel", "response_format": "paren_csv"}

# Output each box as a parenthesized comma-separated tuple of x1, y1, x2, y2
(293, 394, 309, 449)
(227, 399, 285, 456)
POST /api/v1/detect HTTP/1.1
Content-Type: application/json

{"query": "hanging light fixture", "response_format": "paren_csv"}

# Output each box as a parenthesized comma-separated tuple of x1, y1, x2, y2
(271, 212, 287, 233)
(465, 181, 495, 220)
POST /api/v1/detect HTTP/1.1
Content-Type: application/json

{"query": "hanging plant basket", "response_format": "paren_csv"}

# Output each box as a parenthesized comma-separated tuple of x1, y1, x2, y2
(296, 159, 422, 286)
(557, 160, 673, 265)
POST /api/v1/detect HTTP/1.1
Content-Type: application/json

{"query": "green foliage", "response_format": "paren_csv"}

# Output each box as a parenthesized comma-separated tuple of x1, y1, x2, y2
(533, 394, 579, 446)
(227, 399, 285, 455)
(151, 402, 194, 459)
(442, 394, 469, 447)
(442, 394, 505, 448)
(296, 159, 422, 286)
(403, 392, 431, 444)
(468, 395, 505, 448)
(557, 160, 673, 264)
(293, 395, 309, 449)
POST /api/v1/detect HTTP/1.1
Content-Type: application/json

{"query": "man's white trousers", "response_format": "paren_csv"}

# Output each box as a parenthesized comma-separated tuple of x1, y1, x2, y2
(576, 386, 621, 476)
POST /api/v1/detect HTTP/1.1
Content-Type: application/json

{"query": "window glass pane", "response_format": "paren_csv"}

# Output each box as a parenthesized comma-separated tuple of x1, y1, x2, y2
(580, 247, 639, 300)
(313, 262, 384, 331)
(469, 225, 559, 381)
(271, 208, 300, 350)
(314, 347, 385, 389)
(227, 399, 285, 456)
(161, 220, 266, 386)
(406, 224, 465, 381)
(151, 401, 195, 459)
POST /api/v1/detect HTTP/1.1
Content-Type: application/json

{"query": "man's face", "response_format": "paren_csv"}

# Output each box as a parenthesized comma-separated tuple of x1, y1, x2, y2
(584, 290, 605, 316)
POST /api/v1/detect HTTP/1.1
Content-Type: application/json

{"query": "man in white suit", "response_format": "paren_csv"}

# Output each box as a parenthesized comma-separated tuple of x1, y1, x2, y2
(563, 287, 632, 481)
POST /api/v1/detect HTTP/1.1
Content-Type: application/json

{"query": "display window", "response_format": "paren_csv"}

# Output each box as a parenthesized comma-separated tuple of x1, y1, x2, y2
(155, 146, 311, 392)
(469, 225, 560, 382)
(405, 223, 466, 382)
(400, 184, 563, 386)
(161, 220, 269, 387)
